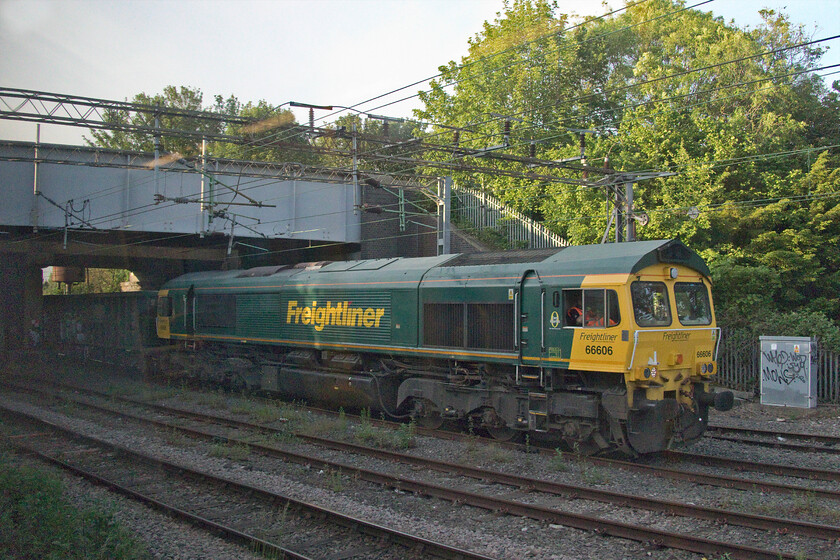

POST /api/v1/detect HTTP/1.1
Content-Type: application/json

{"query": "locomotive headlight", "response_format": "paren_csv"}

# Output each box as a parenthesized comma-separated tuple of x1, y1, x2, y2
(707, 362, 714, 374)
(669, 267, 679, 279)
(644, 368, 651, 379)
(701, 363, 708, 374)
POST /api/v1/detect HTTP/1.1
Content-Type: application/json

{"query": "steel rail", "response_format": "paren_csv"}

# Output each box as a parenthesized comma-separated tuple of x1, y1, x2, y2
(707, 423, 840, 447)
(664, 449, 840, 483)
(12, 379, 840, 497)
(0, 402, 814, 560)
(576, 451, 840, 500)
(7, 382, 839, 545)
(0, 405, 496, 560)
(704, 430, 840, 454)
(101, 382, 840, 492)
(9, 443, 316, 560)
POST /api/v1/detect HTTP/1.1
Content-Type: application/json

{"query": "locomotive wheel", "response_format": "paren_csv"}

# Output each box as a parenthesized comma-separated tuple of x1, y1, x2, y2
(415, 412, 444, 430)
(487, 426, 520, 442)
(411, 399, 444, 430)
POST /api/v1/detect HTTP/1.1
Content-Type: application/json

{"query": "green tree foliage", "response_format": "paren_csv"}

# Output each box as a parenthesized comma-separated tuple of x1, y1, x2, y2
(43, 268, 130, 295)
(313, 113, 419, 173)
(86, 86, 311, 163)
(209, 99, 319, 165)
(85, 85, 237, 157)
(417, 0, 840, 340)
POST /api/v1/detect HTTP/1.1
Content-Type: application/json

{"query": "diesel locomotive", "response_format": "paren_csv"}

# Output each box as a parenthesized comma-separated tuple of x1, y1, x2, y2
(155, 239, 734, 455)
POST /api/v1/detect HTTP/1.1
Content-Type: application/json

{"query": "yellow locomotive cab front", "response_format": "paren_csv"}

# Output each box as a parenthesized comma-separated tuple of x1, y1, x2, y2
(621, 264, 731, 452)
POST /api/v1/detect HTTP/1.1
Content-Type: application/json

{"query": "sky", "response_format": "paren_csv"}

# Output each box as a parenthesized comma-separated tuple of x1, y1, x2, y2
(1, 0, 838, 145)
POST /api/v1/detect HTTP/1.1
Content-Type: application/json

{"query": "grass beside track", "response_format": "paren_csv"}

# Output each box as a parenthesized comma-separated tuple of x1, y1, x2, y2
(0, 450, 151, 560)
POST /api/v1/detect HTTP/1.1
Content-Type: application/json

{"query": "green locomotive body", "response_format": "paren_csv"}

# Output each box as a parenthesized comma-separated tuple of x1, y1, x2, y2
(156, 239, 733, 455)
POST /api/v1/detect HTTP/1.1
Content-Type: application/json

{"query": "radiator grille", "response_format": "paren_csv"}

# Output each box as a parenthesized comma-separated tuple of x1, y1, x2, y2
(423, 303, 464, 348)
(424, 302, 514, 351)
(467, 303, 513, 351)
(195, 294, 237, 329)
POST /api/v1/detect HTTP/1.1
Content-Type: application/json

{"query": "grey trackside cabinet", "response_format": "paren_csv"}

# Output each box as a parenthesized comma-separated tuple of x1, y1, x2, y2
(759, 336, 817, 408)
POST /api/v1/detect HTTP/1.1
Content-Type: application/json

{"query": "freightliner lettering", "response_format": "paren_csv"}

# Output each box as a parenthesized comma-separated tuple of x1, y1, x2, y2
(286, 300, 386, 331)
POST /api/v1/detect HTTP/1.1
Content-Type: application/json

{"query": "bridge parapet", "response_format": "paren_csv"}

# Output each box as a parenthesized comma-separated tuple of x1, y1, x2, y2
(0, 141, 361, 247)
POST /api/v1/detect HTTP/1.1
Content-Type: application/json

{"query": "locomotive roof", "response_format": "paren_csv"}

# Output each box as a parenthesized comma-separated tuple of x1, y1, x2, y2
(540, 239, 710, 276)
(161, 239, 708, 289)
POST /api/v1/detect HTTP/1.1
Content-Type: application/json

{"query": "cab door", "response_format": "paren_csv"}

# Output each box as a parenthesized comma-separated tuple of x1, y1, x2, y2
(520, 271, 546, 363)
(521, 270, 550, 430)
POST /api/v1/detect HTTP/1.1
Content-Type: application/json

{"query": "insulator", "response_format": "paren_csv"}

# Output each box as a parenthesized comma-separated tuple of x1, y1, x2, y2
(453, 130, 460, 147)
(309, 108, 314, 132)
(504, 120, 511, 136)
(529, 142, 536, 159)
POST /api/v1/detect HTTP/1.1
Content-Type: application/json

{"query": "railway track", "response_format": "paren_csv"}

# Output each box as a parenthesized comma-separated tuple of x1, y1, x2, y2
(0, 405, 496, 560)
(235, 386, 840, 487)
(10, 379, 839, 494)
(706, 423, 840, 454)
(663, 448, 840, 483)
(2, 381, 837, 560)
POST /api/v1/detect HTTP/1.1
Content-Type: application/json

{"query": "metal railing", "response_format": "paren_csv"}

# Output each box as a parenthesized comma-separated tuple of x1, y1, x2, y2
(716, 331, 840, 404)
(452, 185, 568, 249)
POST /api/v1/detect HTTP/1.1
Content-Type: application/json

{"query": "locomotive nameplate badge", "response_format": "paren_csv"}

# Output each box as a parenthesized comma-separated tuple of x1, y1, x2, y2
(549, 311, 561, 329)
(508, 289, 514, 300)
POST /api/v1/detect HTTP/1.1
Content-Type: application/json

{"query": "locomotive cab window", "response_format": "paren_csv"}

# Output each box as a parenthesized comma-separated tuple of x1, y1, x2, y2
(631, 281, 671, 327)
(157, 296, 173, 317)
(563, 289, 620, 328)
(675, 282, 712, 325)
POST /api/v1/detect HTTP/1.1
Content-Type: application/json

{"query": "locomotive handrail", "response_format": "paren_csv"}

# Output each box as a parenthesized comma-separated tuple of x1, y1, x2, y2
(627, 327, 721, 370)
(514, 290, 519, 350)
(540, 288, 546, 352)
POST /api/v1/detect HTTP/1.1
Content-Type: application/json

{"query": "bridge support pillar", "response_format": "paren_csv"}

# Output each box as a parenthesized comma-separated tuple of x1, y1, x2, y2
(0, 256, 43, 353)
(132, 262, 186, 291)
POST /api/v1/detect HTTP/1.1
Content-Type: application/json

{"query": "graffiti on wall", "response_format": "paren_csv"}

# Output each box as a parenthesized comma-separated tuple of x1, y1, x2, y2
(761, 348, 808, 386)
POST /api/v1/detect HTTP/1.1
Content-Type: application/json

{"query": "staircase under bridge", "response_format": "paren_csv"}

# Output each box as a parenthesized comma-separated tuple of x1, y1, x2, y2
(452, 184, 568, 250)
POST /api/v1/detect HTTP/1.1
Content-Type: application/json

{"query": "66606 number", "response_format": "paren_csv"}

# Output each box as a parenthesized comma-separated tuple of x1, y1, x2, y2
(585, 345, 613, 356)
